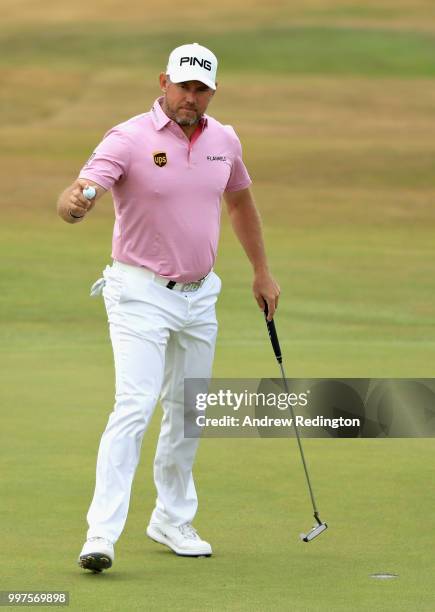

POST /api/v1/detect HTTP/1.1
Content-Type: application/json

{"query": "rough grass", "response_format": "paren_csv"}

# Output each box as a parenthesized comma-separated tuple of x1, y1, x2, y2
(3, 0, 435, 32)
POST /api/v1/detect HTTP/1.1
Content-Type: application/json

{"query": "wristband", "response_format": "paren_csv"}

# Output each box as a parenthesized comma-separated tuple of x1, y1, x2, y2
(69, 210, 84, 220)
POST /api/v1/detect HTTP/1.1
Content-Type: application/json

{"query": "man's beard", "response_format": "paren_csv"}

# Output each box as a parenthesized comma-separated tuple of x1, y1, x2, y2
(174, 107, 201, 127)
(175, 116, 199, 127)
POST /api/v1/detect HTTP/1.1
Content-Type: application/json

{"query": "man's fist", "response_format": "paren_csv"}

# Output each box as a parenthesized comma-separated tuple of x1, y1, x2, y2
(68, 179, 98, 219)
(57, 177, 106, 224)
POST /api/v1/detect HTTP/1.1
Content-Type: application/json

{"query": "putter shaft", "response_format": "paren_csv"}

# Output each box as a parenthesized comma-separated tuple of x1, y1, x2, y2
(278, 361, 320, 518)
(263, 303, 327, 538)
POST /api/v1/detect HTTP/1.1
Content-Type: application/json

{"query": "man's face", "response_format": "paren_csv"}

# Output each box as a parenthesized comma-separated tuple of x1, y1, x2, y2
(160, 74, 216, 126)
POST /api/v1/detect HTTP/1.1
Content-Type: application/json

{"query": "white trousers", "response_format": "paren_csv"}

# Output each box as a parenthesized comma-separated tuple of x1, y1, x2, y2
(86, 261, 221, 543)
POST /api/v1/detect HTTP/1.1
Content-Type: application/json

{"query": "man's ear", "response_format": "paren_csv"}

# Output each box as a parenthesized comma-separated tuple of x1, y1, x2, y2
(159, 72, 168, 92)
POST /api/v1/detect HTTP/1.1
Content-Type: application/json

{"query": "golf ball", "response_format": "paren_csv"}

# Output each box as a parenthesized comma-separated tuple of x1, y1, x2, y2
(83, 186, 96, 200)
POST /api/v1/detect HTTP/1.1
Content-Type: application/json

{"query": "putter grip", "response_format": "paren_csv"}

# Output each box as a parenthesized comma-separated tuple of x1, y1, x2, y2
(264, 302, 282, 363)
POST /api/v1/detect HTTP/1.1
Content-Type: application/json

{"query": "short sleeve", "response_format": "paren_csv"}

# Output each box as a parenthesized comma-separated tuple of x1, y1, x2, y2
(78, 128, 132, 190)
(224, 126, 252, 193)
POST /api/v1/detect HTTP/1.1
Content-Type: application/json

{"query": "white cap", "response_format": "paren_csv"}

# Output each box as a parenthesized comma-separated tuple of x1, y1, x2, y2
(166, 43, 218, 90)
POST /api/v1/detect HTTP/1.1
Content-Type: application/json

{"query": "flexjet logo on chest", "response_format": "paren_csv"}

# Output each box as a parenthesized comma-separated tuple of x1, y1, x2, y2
(207, 155, 227, 161)
(153, 151, 167, 167)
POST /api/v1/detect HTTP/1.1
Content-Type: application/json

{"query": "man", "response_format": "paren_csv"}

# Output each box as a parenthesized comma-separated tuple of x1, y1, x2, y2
(57, 43, 280, 572)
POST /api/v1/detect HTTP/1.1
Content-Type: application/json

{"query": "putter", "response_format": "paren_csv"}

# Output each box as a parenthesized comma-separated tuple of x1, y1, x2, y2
(263, 302, 328, 543)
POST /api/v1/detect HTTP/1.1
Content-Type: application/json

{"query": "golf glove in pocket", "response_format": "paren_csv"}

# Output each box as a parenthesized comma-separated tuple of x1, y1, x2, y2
(90, 277, 106, 297)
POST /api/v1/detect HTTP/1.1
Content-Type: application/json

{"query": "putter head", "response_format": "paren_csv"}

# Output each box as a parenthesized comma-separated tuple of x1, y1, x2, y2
(300, 522, 328, 543)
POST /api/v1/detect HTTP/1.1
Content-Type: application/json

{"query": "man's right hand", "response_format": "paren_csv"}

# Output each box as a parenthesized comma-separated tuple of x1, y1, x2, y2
(57, 178, 105, 223)
(68, 179, 98, 219)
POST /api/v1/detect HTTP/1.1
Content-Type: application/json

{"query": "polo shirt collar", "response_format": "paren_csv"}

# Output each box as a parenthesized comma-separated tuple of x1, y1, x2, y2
(151, 97, 208, 131)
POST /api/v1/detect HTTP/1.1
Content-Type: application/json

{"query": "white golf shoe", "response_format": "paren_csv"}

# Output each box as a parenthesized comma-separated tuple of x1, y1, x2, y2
(78, 537, 114, 573)
(146, 522, 212, 557)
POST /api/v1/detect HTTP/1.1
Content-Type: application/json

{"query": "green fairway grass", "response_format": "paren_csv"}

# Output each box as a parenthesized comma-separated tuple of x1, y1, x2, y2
(2, 1, 435, 610)
(2, 25, 435, 77)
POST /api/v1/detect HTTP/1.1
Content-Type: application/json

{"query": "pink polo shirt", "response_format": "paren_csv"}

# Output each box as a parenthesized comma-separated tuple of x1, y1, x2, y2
(79, 97, 252, 282)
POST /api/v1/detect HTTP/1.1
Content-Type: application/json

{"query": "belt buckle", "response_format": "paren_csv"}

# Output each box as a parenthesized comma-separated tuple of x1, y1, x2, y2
(181, 281, 201, 292)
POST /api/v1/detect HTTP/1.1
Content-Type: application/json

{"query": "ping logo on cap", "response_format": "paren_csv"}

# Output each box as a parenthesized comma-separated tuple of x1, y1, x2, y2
(153, 151, 167, 167)
(180, 57, 212, 71)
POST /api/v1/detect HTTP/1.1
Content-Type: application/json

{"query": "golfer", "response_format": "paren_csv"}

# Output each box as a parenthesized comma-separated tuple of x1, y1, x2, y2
(57, 43, 280, 572)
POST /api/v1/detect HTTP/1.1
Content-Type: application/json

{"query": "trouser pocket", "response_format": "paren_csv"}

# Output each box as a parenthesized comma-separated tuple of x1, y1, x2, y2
(96, 264, 126, 316)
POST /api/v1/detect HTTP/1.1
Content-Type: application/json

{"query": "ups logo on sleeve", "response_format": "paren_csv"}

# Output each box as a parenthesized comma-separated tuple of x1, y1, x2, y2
(153, 151, 167, 167)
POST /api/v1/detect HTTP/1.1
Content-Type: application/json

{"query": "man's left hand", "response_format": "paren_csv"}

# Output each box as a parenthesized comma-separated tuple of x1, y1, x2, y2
(253, 270, 280, 321)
